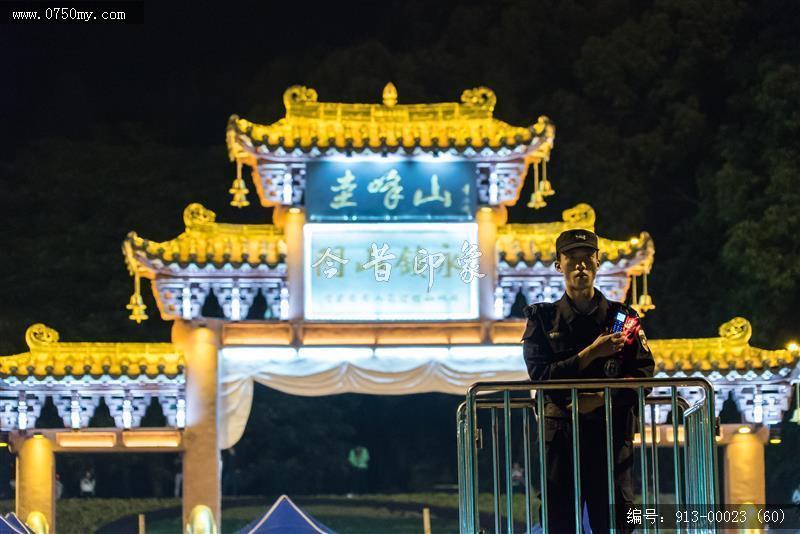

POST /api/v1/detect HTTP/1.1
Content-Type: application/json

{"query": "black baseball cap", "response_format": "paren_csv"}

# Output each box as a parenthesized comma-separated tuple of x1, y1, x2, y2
(556, 229, 599, 254)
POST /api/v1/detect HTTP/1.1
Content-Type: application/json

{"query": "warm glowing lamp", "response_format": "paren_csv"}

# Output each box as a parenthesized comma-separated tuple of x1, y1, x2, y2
(56, 431, 117, 448)
(769, 425, 782, 444)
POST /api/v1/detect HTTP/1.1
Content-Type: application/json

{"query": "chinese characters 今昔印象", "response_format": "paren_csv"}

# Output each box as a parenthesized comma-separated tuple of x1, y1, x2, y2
(311, 240, 485, 292)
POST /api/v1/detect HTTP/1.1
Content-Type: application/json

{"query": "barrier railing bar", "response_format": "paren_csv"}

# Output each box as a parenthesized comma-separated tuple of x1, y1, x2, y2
(456, 403, 466, 531)
(536, 391, 548, 534)
(604, 386, 616, 532)
(651, 402, 660, 511)
(571, 388, 583, 534)
(522, 408, 533, 534)
(465, 391, 479, 531)
(503, 391, 513, 534)
(638, 386, 649, 533)
(491, 408, 501, 534)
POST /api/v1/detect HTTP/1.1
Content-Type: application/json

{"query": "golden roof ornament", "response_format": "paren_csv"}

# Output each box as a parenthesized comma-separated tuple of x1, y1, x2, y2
(791, 407, 800, 425)
(0, 323, 183, 378)
(635, 272, 656, 314)
(26, 323, 60, 347)
(527, 160, 547, 209)
(635, 293, 655, 314)
(538, 177, 554, 197)
(533, 115, 551, 135)
(460, 87, 497, 112)
(538, 159, 555, 197)
(283, 85, 318, 114)
(717, 317, 752, 346)
(126, 273, 148, 323)
(382, 82, 398, 107)
(629, 271, 655, 317)
(229, 160, 250, 208)
(184, 202, 217, 229)
(527, 190, 547, 209)
(226, 85, 545, 158)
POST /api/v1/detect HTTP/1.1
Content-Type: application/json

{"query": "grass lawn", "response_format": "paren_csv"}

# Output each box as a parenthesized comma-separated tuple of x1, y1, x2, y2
(147, 503, 461, 534)
(2, 492, 540, 533)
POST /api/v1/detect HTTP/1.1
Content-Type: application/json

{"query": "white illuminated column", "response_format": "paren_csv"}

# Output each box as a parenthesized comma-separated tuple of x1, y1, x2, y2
(279, 286, 289, 320)
(753, 386, 763, 423)
(176, 397, 186, 429)
(282, 173, 293, 204)
(182, 287, 192, 320)
(230, 286, 241, 321)
(122, 398, 133, 430)
(70, 397, 81, 430)
(17, 398, 28, 431)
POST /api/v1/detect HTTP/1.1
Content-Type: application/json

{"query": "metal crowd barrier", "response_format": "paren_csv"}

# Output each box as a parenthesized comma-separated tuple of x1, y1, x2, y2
(456, 378, 719, 533)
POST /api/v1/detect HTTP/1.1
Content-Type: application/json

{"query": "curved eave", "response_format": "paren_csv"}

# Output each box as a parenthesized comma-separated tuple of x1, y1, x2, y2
(227, 114, 554, 162)
(497, 230, 654, 275)
(0, 371, 185, 383)
(0, 344, 184, 380)
(124, 231, 287, 277)
(650, 342, 799, 376)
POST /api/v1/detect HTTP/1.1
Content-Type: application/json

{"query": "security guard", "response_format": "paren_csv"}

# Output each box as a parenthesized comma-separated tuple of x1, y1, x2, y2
(522, 228, 654, 533)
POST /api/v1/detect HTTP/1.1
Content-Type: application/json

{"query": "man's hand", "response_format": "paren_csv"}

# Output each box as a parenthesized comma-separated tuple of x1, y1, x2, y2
(578, 332, 625, 370)
(567, 392, 606, 414)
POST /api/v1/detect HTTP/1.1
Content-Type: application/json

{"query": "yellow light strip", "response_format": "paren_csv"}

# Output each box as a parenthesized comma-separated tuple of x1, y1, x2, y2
(56, 431, 117, 448)
(633, 427, 661, 445)
(122, 430, 181, 448)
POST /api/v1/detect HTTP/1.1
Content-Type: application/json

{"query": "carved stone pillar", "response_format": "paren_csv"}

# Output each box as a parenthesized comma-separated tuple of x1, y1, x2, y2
(724, 428, 766, 505)
(477, 206, 503, 332)
(16, 435, 55, 532)
(173, 321, 222, 530)
(283, 208, 306, 324)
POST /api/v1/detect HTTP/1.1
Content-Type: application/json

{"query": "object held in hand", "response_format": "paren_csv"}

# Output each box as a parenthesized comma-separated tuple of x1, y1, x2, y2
(622, 315, 640, 344)
(609, 311, 640, 345)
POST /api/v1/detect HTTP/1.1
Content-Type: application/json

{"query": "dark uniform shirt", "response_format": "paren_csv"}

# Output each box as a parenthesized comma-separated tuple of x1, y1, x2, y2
(521, 290, 655, 422)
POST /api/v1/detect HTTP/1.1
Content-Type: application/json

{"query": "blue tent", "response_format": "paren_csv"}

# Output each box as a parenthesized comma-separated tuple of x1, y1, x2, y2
(4, 513, 32, 534)
(237, 495, 335, 534)
(0, 513, 30, 534)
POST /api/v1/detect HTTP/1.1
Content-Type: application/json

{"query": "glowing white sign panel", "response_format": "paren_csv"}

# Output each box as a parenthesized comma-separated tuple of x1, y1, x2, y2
(304, 223, 480, 320)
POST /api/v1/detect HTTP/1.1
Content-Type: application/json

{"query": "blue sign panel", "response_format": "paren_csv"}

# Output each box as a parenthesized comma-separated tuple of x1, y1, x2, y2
(305, 161, 477, 221)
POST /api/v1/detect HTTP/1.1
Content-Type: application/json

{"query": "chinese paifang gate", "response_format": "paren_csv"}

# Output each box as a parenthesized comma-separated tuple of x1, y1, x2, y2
(1, 83, 798, 531)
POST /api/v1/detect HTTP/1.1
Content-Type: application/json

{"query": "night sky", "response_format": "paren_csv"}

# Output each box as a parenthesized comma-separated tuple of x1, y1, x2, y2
(2, 1, 462, 150)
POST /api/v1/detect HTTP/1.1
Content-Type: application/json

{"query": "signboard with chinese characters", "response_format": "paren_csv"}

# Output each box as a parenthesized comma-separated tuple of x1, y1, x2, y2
(304, 223, 481, 320)
(305, 161, 478, 221)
